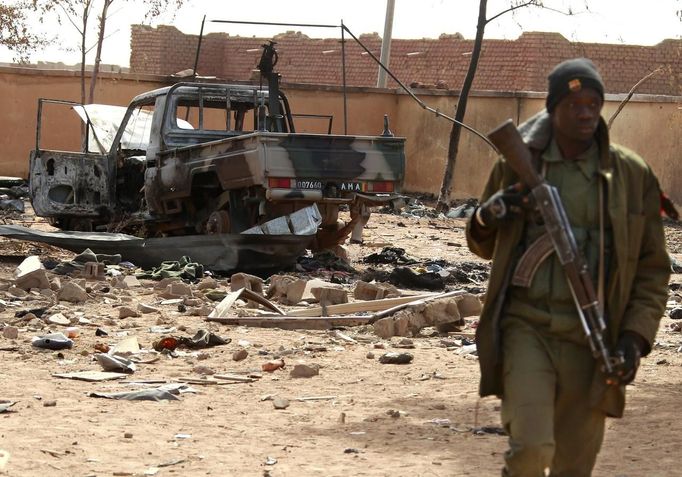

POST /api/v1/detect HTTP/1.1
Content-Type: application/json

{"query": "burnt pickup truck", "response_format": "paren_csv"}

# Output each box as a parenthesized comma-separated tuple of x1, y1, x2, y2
(29, 50, 405, 245)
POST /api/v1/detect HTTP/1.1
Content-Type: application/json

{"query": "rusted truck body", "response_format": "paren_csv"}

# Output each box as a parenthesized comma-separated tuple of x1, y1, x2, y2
(29, 81, 405, 242)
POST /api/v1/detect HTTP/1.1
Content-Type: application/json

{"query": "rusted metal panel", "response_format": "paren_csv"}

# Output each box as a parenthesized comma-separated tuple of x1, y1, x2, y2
(0, 225, 312, 275)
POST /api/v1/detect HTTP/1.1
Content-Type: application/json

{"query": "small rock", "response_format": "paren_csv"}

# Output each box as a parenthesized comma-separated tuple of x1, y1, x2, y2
(193, 365, 215, 375)
(183, 298, 203, 307)
(3, 326, 19, 340)
(118, 306, 140, 319)
(289, 363, 320, 378)
(378, 352, 413, 364)
(670, 307, 682, 320)
(8, 286, 27, 298)
(197, 278, 218, 290)
(188, 305, 213, 316)
(124, 432, 133, 439)
(344, 448, 360, 454)
(262, 359, 285, 372)
(123, 276, 141, 288)
(338, 412, 346, 424)
(232, 348, 248, 361)
(366, 351, 375, 359)
(272, 398, 290, 410)
(43, 400, 57, 407)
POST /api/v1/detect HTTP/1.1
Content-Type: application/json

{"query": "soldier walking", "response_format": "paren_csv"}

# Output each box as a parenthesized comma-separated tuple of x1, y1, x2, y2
(466, 58, 671, 476)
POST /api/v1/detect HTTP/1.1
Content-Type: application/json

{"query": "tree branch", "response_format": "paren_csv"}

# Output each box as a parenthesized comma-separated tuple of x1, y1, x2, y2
(607, 67, 664, 129)
(486, 1, 539, 24)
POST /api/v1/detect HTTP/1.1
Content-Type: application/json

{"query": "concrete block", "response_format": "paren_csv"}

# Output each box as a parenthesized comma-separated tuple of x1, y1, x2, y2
(456, 294, 483, 317)
(14, 256, 50, 291)
(230, 273, 264, 295)
(354, 281, 400, 301)
(311, 286, 348, 306)
(82, 262, 105, 280)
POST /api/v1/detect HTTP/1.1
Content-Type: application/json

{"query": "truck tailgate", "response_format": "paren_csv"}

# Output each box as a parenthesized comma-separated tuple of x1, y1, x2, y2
(262, 134, 405, 182)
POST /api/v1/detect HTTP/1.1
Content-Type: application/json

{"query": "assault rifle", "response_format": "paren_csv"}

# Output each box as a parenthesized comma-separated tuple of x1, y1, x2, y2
(487, 119, 623, 385)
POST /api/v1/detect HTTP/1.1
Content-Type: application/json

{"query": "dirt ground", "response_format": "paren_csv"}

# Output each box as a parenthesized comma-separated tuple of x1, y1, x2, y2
(0, 205, 681, 477)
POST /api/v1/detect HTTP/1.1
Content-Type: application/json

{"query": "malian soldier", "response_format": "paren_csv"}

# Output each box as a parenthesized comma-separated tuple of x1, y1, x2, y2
(466, 58, 671, 476)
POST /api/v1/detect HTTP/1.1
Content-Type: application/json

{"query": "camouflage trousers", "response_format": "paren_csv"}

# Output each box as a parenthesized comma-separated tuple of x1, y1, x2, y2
(500, 319, 606, 477)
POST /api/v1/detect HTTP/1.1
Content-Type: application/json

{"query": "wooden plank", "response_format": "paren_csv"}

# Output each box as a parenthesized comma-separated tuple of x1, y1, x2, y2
(206, 315, 375, 330)
(285, 293, 438, 317)
(213, 374, 256, 383)
(53, 371, 128, 382)
(209, 287, 285, 318)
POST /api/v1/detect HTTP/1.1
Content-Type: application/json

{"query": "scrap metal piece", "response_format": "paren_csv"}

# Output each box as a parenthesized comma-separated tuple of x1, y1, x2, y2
(242, 204, 322, 235)
(0, 225, 313, 274)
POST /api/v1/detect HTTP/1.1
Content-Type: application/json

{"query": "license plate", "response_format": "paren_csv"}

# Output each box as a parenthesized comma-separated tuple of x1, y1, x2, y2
(295, 180, 323, 190)
(339, 182, 362, 192)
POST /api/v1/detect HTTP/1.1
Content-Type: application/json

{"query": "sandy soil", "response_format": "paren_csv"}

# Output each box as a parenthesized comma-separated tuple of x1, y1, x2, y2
(0, 207, 681, 477)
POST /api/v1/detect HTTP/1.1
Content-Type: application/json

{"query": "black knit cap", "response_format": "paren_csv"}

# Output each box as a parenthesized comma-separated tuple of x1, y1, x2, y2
(546, 58, 605, 112)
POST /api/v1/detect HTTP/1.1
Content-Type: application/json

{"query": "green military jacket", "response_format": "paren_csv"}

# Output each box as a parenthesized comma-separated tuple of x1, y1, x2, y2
(466, 111, 670, 417)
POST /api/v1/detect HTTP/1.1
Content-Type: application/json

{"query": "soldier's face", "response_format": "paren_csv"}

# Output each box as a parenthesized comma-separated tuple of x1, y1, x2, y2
(551, 88, 603, 142)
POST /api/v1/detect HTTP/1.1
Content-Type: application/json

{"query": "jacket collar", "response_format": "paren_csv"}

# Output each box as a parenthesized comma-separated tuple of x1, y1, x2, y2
(517, 109, 613, 171)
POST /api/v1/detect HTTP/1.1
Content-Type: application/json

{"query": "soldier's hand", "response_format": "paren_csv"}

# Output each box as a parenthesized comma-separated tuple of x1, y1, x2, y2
(475, 183, 532, 228)
(614, 331, 647, 385)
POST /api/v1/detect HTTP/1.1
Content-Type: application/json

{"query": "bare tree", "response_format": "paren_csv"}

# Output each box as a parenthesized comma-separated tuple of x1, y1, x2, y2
(37, 0, 185, 104)
(436, 0, 577, 211)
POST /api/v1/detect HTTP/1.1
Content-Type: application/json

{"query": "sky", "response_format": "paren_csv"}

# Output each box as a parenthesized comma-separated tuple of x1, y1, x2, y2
(2, 0, 680, 67)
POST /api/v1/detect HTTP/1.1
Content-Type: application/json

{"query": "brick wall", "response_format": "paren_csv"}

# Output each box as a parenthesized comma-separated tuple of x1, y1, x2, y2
(130, 26, 682, 96)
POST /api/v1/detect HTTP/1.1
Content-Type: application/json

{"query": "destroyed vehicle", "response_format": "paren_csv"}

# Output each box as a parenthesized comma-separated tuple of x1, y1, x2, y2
(29, 44, 405, 245)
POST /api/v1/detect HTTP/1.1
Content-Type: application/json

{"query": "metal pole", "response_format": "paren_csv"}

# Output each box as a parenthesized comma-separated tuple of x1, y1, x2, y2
(341, 20, 348, 135)
(377, 0, 395, 88)
(192, 15, 206, 78)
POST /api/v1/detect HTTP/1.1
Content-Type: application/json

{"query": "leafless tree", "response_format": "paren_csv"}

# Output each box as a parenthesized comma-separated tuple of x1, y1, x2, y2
(436, 0, 581, 211)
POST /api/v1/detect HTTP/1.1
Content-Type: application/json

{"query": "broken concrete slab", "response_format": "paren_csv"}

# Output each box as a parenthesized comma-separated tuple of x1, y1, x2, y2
(311, 287, 348, 306)
(57, 282, 88, 303)
(161, 281, 192, 299)
(286, 278, 343, 305)
(230, 273, 264, 294)
(14, 256, 50, 291)
(266, 275, 298, 301)
(353, 281, 400, 301)
(456, 293, 482, 317)
(373, 295, 463, 338)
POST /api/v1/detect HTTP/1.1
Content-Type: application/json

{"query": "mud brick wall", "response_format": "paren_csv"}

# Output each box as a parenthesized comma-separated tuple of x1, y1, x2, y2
(129, 26, 682, 97)
(130, 25, 226, 77)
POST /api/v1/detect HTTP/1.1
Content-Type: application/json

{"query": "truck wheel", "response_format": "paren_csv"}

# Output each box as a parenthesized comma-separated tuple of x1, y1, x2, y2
(205, 210, 231, 234)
